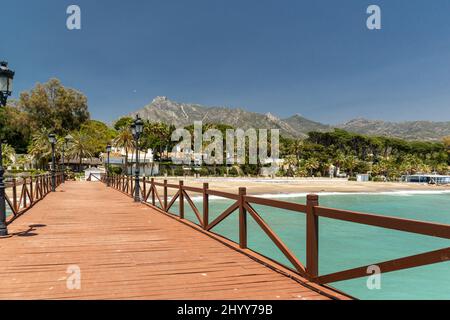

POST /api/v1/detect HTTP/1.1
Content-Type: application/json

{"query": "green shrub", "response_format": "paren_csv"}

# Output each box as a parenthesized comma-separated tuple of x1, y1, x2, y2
(159, 168, 168, 176)
(218, 166, 227, 176)
(229, 167, 239, 177)
(173, 167, 185, 176)
(276, 168, 286, 177)
(199, 167, 209, 177)
(108, 166, 123, 175)
(372, 176, 386, 182)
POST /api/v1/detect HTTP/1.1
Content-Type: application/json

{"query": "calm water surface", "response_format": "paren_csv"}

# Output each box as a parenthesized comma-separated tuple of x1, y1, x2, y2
(172, 192, 450, 300)
(7, 191, 449, 299)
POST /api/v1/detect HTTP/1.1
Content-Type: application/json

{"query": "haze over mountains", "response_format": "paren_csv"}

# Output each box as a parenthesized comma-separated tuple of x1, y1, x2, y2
(127, 97, 450, 141)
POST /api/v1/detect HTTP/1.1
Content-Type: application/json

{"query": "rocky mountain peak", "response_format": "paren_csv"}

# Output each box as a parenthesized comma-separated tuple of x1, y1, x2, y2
(152, 96, 169, 104)
(265, 112, 280, 122)
(126, 97, 450, 141)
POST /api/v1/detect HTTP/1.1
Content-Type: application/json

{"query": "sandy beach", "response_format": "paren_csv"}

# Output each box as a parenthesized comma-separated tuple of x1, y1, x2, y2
(158, 177, 450, 196)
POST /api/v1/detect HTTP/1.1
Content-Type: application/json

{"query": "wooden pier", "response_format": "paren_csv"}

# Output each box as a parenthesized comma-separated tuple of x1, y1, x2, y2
(0, 181, 343, 300)
(1, 175, 448, 300)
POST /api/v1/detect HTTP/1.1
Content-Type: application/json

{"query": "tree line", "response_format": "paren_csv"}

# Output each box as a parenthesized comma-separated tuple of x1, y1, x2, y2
(2, 78, 449, 180)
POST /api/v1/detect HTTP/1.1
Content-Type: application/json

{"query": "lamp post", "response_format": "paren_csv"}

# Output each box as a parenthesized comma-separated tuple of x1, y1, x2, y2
(0, 61, 15, 237)
(63, 134, 73, 183)
(106, 144, 112, 187)
(131, 115, 144, 202)
(48, 134, 57, 192)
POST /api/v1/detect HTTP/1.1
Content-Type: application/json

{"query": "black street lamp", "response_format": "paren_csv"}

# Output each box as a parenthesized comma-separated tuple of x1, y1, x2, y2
(131, 115, 144, 202)
(48, 133, 57, 192)
(0, 61, 15, 237)
(106, 144, 112, 187)
(0, 62, 14, 107)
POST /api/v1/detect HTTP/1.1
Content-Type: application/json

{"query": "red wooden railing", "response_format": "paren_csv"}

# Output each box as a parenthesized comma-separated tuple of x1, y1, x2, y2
(102, 174, 450, 285)
(5, 173, 64, 225)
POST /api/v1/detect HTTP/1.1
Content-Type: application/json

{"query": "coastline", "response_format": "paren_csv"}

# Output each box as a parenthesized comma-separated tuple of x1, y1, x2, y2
(159, 177, 450, 196)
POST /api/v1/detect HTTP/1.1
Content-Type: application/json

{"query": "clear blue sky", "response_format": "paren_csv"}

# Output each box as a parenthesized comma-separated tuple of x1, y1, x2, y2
(2, 0, 450, 124)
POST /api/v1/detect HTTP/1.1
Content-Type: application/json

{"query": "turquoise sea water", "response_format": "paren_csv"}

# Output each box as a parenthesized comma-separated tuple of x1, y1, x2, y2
(171, 192, 450, 300)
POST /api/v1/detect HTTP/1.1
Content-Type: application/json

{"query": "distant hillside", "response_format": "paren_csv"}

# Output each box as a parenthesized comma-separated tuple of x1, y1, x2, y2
(127, 97, 450, 141)
(282, 114, 331, 137)
(128, 96, 306, 138)
(337, 118, 450, 141)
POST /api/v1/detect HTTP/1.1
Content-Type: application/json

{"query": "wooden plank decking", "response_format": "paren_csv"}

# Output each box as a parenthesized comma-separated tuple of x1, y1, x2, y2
(0, 181, 339, 300)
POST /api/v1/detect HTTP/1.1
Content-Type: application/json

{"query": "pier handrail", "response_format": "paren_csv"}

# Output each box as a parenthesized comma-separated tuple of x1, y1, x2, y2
(102, 174, 450, 286)
(5, 172, 64, 225)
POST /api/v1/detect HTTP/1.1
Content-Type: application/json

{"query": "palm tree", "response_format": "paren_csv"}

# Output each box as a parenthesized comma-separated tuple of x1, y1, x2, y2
(2, 144, 16, 168)
(344, 155, 359, 177)
(443, 136, 450, 154)
(284, 155, 298, 176)
(304, 158, 320, 177)
(113, 127, 134, 174)
(401, 154, 423, 175)
(152, 122, 172, 159)
(333, 151, 346, 177)
(68, 131, 94, 172)
(28, 128, 52, 170)
(15, 155, 28, 170)
(288, 139, 304, 161)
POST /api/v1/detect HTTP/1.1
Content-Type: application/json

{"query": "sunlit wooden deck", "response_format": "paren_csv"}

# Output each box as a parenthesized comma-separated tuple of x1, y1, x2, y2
(0, 181, 343, 300)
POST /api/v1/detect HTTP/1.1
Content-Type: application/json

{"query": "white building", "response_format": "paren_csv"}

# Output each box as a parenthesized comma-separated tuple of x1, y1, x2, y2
(102, 147, 158, 176)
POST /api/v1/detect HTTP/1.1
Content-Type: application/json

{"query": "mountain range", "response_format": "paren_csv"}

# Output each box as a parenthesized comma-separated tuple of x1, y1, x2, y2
(127, 96, 450, 141)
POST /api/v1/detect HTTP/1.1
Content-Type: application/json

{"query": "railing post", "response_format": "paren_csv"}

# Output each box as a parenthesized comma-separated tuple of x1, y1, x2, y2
(46, 175, 50, 194)
(306, 194, 319, 279)
(239, 187, 247, 249)
(179, 180, 184, 219)
(151, 178, 155, 206)
(130, 176, 133, 196)
(142, 176, 146, 202)
(30, 176, 34, 204)
(203, 183, 209, 229)
(39, 175, 43, 198)
(163, 179, 168, 211)
(37, 176, 40, 199)
(12, 178, 17, 213)
(23, 178, 27, 208)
